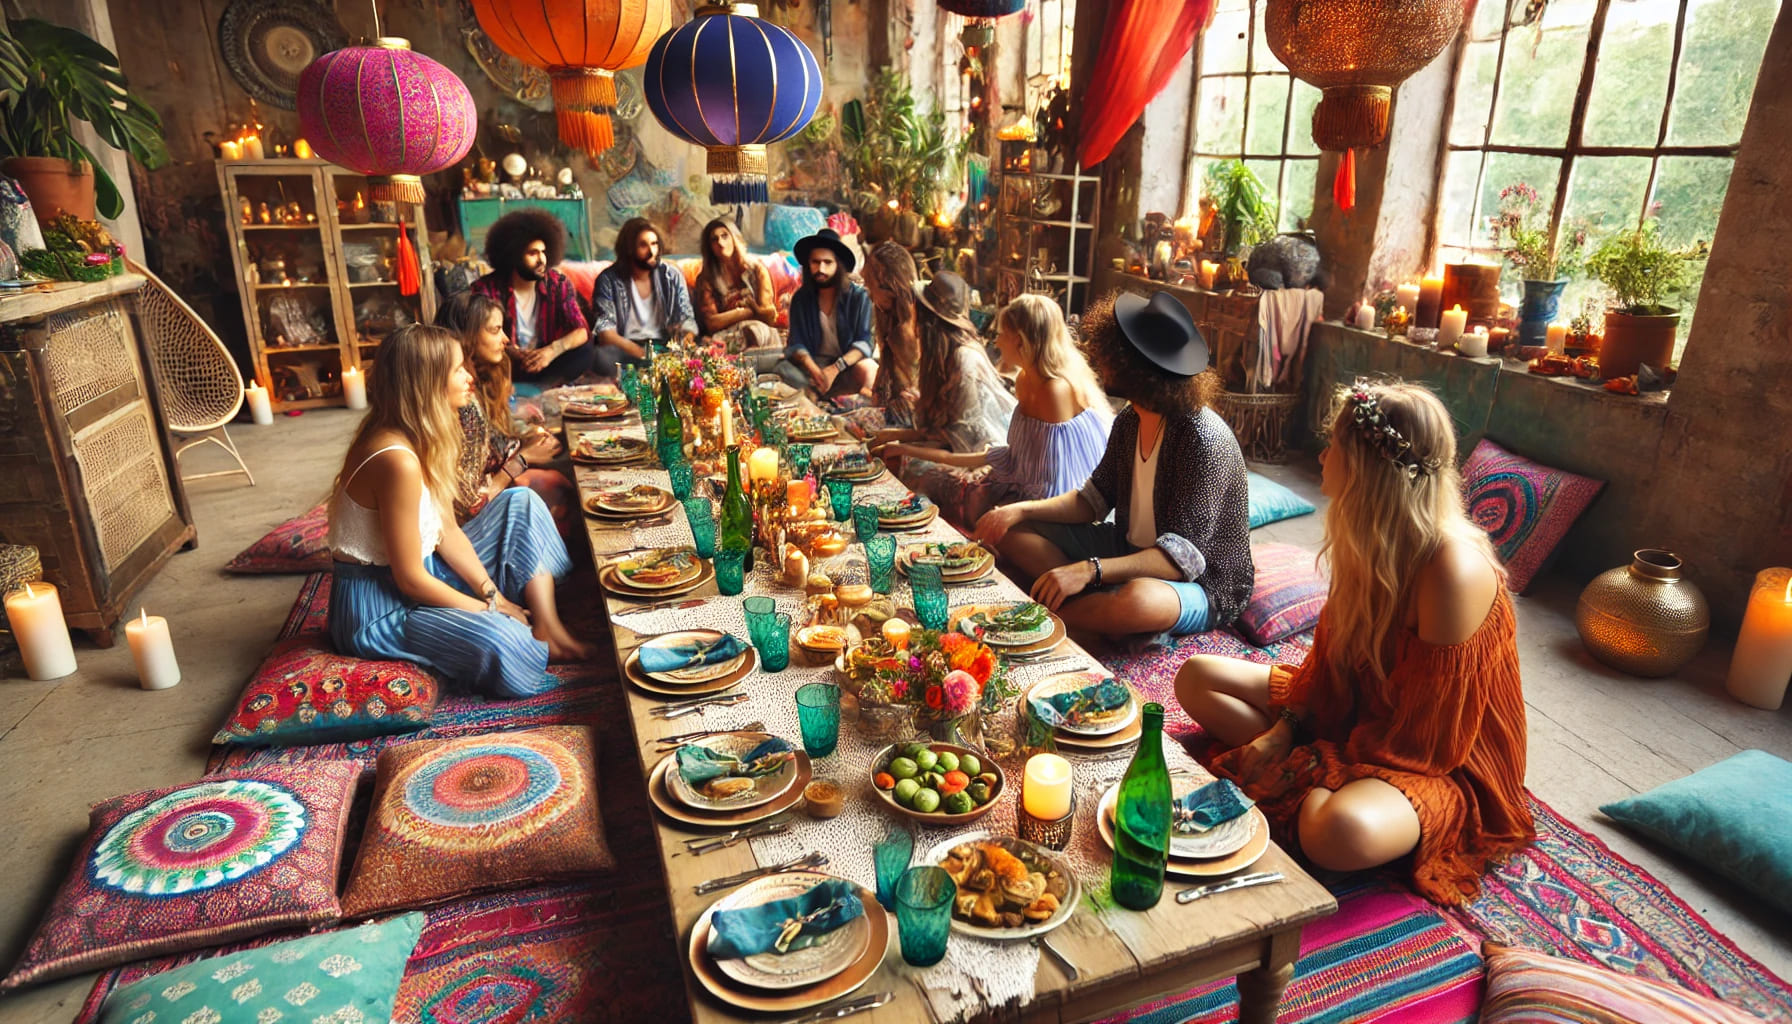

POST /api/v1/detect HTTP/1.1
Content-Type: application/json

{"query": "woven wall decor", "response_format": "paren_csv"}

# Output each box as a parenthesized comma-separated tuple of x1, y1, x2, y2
(216, 0, 348, 111)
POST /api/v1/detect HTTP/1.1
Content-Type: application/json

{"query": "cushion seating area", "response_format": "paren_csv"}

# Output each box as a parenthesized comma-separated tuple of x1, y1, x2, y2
(1237, 541, 1328, 646)
(1247, 471, 1317, 530)
(213, 634, 441, 747)
(224, 502, 331, 575)
(1480, 942, 1770, 1024)
(1460, 438, 1604, 593)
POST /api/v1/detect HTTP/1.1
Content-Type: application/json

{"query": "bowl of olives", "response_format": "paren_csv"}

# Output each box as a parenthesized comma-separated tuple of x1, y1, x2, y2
(869, 741, 1005, 823)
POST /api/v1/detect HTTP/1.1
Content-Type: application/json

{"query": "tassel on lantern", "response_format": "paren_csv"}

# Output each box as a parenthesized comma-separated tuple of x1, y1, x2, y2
(551, 69, 618, 157)
(369, 174, 427, 206)
(706, 145, 770, 205)
(1334, 148, 1357, 213)
(395, 228, 421, 296)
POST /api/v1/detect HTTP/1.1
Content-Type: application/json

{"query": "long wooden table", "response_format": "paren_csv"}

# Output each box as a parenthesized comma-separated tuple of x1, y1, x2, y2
(565, 403, 1335, 1024)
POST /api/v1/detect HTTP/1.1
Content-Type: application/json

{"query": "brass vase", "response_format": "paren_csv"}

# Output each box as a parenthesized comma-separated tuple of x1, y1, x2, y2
(1575, 549, 1709, 677)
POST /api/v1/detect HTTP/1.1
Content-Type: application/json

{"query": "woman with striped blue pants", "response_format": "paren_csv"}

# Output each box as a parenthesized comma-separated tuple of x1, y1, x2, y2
(326, 324, 593, 698)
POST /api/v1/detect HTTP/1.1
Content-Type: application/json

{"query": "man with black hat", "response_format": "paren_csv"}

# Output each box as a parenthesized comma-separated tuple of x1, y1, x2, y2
(973, 290, 1254, 639)
(777, 228, 877, 398)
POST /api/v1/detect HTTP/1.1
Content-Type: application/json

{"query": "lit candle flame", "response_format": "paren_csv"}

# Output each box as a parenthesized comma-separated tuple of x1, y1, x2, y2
(140, 608, 148, 626)
(1783, 576, 1791, 604)
(24, 581, 34, 599)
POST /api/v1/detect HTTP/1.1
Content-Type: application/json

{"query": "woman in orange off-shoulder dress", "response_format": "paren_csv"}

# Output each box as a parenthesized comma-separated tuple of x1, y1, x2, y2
(1176, 380, 1533, 905)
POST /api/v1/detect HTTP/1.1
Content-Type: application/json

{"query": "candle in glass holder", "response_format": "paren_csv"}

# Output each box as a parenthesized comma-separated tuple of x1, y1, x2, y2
(244, 383, 273, 425)
(1022, 754, 1073, 819)
(1396, 281, 1420, 314)
(748, 447, 780, 485)
(787, 478, 811, 516)
(1727, 568, 1792, 710)
(1546, 322, 1568, 354)
(1438, 304, 1468, 350)
(882, 618, 911, 650)
(341, 365, 367, 410)
(125, 609, 181, 690)
(293, 137, 314, 160)
(1198, 260, 1218, 290)
(1459, 325, 1489, 357)
(4, 582, 77, 680)
(1417, 274, 1444, 328)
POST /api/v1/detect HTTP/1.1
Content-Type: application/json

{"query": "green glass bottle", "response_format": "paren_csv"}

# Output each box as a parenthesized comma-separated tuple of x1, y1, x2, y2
(656, 369, 683, 465)
(720, 446, 755, 572)
(1110, 702, 1172, 910)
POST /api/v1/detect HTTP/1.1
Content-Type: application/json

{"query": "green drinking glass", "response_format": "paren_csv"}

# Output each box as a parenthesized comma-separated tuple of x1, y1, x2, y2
(913, 586, 950, 631)
(852, 503, 880, 542)
(866, 534, 897, 594)
(763, 421, 788, 449)
(826, 479, 855, 521)
(894, 866, 955, 967)
(715, 548, 746, 596)
(683, 499, 717, 557)
(667, 460, 694, 501)
(742, 596, 777, 648)
(873, 825, 915, 911)
(794, 683, 840, 757)
(759, 612, 792, 673)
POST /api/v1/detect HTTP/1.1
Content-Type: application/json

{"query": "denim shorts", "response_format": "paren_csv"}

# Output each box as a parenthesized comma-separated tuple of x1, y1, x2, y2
(1023, 522, 1214, 635)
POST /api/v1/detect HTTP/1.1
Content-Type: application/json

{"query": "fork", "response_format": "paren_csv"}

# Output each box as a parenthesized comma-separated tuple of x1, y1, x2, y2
(695, 851, 829, 894)
(656, 721, 766, 751)
(685, 821, 788, 854)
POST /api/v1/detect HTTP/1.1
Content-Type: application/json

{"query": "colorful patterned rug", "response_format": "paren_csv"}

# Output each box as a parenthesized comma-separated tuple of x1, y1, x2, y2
(1091, 625, 1316, 738)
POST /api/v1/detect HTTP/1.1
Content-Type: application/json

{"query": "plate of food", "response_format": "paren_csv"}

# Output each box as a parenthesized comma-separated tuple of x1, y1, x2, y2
(666, 731, 801, 811)
(924, 833, 1080, 940)
(952, 602, 1056, 647)
(1023, 672, 1138, 738)
(586, 483, 674, 517)
(752, 375, 799, 402)
(870, 741, 1003, 823)
(823, 451, 883, 482)
(1094, 783, 1271, 876)
(609, 547, 701, 590)
(563, 393, 631, 418)
(696, 871, 880, 999)
(787, 415, 839, 440)
(638, 628, 750, 684)
(899, 541, 993, 579)
(573, 434, 650, 464)
(795, 624, 851, 655)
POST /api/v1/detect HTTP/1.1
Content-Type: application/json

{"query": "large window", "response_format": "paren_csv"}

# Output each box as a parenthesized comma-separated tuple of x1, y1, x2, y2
(1438, 0, 1780, 356)
(1185, 0, 1322, 232)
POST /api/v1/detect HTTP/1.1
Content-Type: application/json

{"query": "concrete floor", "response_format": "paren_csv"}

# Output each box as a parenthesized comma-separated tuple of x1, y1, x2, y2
(0, 412, 1787, 1021)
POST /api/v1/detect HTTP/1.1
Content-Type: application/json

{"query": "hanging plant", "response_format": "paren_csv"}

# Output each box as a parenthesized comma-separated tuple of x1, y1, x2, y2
(1203, 161, 1277, 255)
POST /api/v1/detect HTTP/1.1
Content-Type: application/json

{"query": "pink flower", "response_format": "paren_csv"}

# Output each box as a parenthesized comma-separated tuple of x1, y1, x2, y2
(890, 678, 909, 700)
(941, 669, 979, 718)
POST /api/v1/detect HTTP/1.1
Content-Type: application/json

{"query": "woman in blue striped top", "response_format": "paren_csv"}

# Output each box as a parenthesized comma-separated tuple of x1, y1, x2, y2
(881, 294, 1113, 526)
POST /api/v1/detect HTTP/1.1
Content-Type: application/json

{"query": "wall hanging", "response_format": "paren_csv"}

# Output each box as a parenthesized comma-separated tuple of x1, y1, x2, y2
(1077, 0, 1215, 168)
(643, 3, 823, 205)
(217, 0, 348, 111)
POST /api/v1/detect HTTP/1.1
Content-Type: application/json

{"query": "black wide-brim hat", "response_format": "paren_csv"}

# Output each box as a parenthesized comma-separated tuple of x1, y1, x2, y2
(793, 228, 856, 274)
(1113, 291, 1209, 377)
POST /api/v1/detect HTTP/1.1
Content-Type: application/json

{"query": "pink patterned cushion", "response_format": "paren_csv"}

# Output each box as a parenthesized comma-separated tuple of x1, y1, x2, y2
(1, 763, 357, 991)
(1236, 542, 1327, 646)
(224, 503, 330, 574)
(214, 634, 439, 747)
(1461, 439, 1604, 593)
(1481, 943, 1765, 1024)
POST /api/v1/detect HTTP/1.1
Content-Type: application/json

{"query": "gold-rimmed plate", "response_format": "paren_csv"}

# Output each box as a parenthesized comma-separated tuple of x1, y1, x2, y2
(648, 751, 810, 827)
(639, 628, 749, 684)
(897, 541, 994, 580)
(563, 395, 631, 419)
(922, 832, 1081, 941)
(586, 484, 675, 517)
(623, 641, 751, 697)
(686, 875, 886, 1014)
(573, 434, 651, 464)
(706, 871, 871, 991)
(601, 559, 715, 601)
(1022, 672, 1139, 738)
(665, 731, 801, 812)
(606, 548, 702, 591)
(950, 603, 1062, 649)
(1094, 783, 1271, 877)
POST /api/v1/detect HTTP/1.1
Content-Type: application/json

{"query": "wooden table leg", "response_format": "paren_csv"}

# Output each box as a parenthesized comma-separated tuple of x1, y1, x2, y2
(1236, 928, 1301, 1024)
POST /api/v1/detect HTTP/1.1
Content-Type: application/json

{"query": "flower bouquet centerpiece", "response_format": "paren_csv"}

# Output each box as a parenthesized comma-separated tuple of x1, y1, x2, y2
(839, 628, 1014, 746)
(1488, 182, 1588, 346)
(653, 351, 749, 457)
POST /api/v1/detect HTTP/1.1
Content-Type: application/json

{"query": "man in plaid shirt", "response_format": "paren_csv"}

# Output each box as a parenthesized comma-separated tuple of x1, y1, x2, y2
(471, 209, 593, 387)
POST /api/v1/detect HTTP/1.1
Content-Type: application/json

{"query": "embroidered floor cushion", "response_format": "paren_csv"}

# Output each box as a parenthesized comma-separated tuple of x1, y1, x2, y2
(1247, 472, 1317, 530)
(225, 503, 331, 574)
(1461, 439, 1604, 592)
(2, 763, 358, 991)
(94, 913, 425, 1024)
(1237, 542, 1327, 645)
(340, 726, 615, 918)
(214, 634, 440, 747)
(1480, 942, 1768, 1024)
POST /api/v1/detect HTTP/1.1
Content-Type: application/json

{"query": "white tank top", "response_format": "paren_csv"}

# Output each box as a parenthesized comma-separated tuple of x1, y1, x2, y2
(328, 444, 443, 565)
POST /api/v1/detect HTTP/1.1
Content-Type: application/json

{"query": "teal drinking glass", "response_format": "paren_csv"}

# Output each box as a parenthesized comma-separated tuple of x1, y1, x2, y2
(794, 683, 840, 757)
(852, 503, 880, 542)
(667, 460, 694, 501)
(619, 363, 639, 405)
(763, 421, 788, 449)
(894, 866, 955, 966)
(683, 499, 717, 557)
(787, 443, 813, 480)
(911, 565, 949, 631)
(742, 596, 777, 648)
(908, 562, 944, 593)
(866, 534, 897, 594)
(827, 479, 855, 521)
(715, 548, 746, 596)
(759, 612, 792, 672)
(873, 825, 915, 911)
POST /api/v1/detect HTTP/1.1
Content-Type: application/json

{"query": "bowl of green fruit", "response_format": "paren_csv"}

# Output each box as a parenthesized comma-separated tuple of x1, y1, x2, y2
(869, 741, 1005, 823)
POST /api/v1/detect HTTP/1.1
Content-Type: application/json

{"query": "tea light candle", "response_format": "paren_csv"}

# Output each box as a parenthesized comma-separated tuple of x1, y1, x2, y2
(787, 478, 811, 516)
(1417, 274, 1444, 328)
(882, 618, 911, 650)
(125, 609, 181, 690)
(341, 365, 367, 410)
(1199, 260, 1218, 290)
(1396, 281, 1420, 314)
(4, 582, 78, 680)
(748, 447, 780, 485)
(293, 137, 314, 160)
(720, 399, 735, 448)
(1022, 753, 1073, 820)
(1546, 322, 1568, 355)
(1438, 304, 1468, 350)
(1352, 301, 1376, 330)
(244, 383, 273, 425)
(242, 133, 264, 160)
(1459, 325, 1489, 358)
(218, 140, 241, 161)
(1726, 568, 1792, 710)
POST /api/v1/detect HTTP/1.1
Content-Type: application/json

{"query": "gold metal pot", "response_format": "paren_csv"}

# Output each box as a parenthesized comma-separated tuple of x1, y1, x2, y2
(1575, 549, 1709, 677)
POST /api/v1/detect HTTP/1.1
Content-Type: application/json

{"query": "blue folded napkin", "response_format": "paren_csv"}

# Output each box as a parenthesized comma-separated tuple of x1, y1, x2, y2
(676, 736, 795, 786)
(639, 633, 747, 675)
(708, 879, 865, 958)
(1173, 778, 1255, 834)
(1029, 678, 1132, 729)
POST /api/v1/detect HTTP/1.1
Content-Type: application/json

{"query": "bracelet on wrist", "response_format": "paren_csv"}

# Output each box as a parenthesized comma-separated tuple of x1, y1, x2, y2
(1088, 556, 1103, 587)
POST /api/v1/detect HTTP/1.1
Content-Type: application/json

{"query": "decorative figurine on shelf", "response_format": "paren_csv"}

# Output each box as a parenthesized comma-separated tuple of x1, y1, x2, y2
(1245, 232, 1325, 291)
(238, 196, 253, 225)
(257, 202, 272, 224)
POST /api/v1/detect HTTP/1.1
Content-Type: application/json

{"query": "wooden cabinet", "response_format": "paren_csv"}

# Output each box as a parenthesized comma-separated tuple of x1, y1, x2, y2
(217, 159, 436, 410)
(0, 276, 197, 644)
(995, 141, 1100, 315)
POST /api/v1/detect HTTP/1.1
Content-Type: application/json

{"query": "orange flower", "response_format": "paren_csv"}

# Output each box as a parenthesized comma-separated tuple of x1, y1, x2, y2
(939, 631, 970, 653)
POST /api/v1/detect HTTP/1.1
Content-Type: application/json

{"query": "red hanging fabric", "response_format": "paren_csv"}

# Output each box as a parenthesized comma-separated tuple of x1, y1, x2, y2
(1077, 0, 1216, 168)
(395, 228, 421, 297)
(1333, 148, 1357, 213)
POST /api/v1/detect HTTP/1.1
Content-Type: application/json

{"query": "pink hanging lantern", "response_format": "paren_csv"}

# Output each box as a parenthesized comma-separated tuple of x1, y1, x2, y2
(297, 38, 477, 205)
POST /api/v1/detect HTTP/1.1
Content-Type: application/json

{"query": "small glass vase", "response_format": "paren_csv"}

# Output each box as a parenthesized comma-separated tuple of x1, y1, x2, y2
(853, 700, 920, 744)
(928, 711, 982, 749)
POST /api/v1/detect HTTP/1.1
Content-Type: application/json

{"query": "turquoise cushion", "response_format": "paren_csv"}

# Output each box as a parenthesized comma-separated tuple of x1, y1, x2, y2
(1599, 749, 1792, 916)
(97, 913, 425, 1023)
(1248, 472, 1316, 530)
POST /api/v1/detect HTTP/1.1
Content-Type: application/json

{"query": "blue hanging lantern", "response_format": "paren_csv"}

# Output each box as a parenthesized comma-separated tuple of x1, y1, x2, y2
(939, 0, 1026, 48)
(644, 3, 822, 205)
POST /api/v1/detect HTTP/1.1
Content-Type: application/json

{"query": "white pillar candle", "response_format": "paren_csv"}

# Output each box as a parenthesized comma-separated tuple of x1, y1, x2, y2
(1437, 304, 1468, 351)
(1352, 302, 1376, 330)
(1546, 322, 1568, 355)
(125, 609, 181, 691)
(1396, 282, 1420, 315)
(748, 446, 780, 485)
(245, 383, 273, 425)
(5, 582, 77, 681)
(720, 399, 735, 449)
(1726, 568, 1792, 710)
(1459, 325, 1489, 358)
(218, 140, 241, 161)
(341, 366, 368, 410)
(242, 134, 265, 160)
(1023, 753, 1073, 820)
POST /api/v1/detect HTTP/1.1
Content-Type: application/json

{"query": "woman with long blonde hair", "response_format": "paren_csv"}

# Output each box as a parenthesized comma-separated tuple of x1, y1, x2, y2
(327, 324, 591, 699)
(1176, 380, 1533, 904)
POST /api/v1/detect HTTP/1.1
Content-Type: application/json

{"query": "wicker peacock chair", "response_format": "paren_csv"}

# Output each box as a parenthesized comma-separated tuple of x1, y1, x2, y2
(129, 260, 255, 485)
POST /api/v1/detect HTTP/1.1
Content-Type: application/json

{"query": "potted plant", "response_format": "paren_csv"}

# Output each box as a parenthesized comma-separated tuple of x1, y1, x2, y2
(1583, 222, 1705, 378)
(1203, 160, 1277, 259)
(1489, 182, 1587, 346)
(0, 18, 169, 223)
(841, 67, 969, 247)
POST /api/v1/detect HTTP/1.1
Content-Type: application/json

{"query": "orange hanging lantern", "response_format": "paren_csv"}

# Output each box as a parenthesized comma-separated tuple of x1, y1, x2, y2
(1265, 0, 1465, 210)
(470, 0, 674, 158)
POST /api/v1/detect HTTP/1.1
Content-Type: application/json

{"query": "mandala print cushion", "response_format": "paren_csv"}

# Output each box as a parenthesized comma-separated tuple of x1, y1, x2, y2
(340, 725, 615, 917)
(1460, 439, 1604, 592)
(2, 763, 358, 990)
(225, 503, 331, 574)
(214, 635, 440, 747)
(95, 913, 425, 1024)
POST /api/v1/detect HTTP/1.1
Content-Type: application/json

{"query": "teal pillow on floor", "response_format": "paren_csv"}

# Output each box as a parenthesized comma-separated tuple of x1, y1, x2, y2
(1248, 472, 1317, 530)
(1599, 749, 1792, 916)
(97, 913, 424, 1023)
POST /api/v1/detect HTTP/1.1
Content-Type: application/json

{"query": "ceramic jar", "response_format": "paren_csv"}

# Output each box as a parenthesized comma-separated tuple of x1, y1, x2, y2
(1575, 549, 1709, 677)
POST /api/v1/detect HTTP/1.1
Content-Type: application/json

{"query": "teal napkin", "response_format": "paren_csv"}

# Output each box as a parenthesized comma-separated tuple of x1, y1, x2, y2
(676, 736, 795, 786)
(639, 633, 747, 674)
(708, 879, 865, 958)
(1173, 778, 1254, 833)
(1029, 678, 1131, 729)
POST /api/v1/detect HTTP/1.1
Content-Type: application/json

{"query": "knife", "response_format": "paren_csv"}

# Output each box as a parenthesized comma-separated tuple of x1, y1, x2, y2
(774, 991, 894, 1024)
(613, 597, 707, 615)
(1176, 871, 1285, 904)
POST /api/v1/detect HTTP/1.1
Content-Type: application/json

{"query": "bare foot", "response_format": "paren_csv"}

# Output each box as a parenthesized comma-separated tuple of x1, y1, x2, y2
(544, 630, 597, 663)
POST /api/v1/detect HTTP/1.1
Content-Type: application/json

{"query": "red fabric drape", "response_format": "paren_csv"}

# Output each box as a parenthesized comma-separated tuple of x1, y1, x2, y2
(1077, 0, 1215, 168)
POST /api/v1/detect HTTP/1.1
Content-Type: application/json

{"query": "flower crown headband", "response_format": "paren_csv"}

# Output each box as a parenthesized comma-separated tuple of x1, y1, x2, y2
(1344, 381, 1441, 481)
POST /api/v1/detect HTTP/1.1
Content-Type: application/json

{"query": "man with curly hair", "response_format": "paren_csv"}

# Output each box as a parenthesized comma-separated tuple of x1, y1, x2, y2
(973, 291, 1253, 640)
(471, 209, 593, 387)
(591, 217, 697, 365)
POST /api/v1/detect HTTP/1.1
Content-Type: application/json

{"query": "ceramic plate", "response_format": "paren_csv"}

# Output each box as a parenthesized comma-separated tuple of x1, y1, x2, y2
(705, 872, 872, 991)
(574, 434, 650, 463)
(898, 542, 993, 579)
(600, 559, 715, 601)
(951, 603, 1056, 647)
(921, 832, 1081, 941)
(1095, 784, 1272, 877)
(1024, 672, 1139, 737)
(867, 742, 1003, 825)
(649, 752, 809, 828)
(665, 731, 801, 812)
(1163, 774, 1262, 858)
(753, 376, 799, 401)
(639, 629, 750, 684)
(795, 624, 851, 654)
(623, 642, 751, 698)
(686, 877, 887, 1014)
(564, 396, 630, 418)
(589, 484, 674, 515)
(608, 549, 701, 591)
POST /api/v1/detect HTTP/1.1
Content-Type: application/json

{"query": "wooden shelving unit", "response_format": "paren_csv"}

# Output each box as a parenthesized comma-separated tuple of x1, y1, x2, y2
(994, 139, 1100, 314)
(217, 158, 437, 410)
